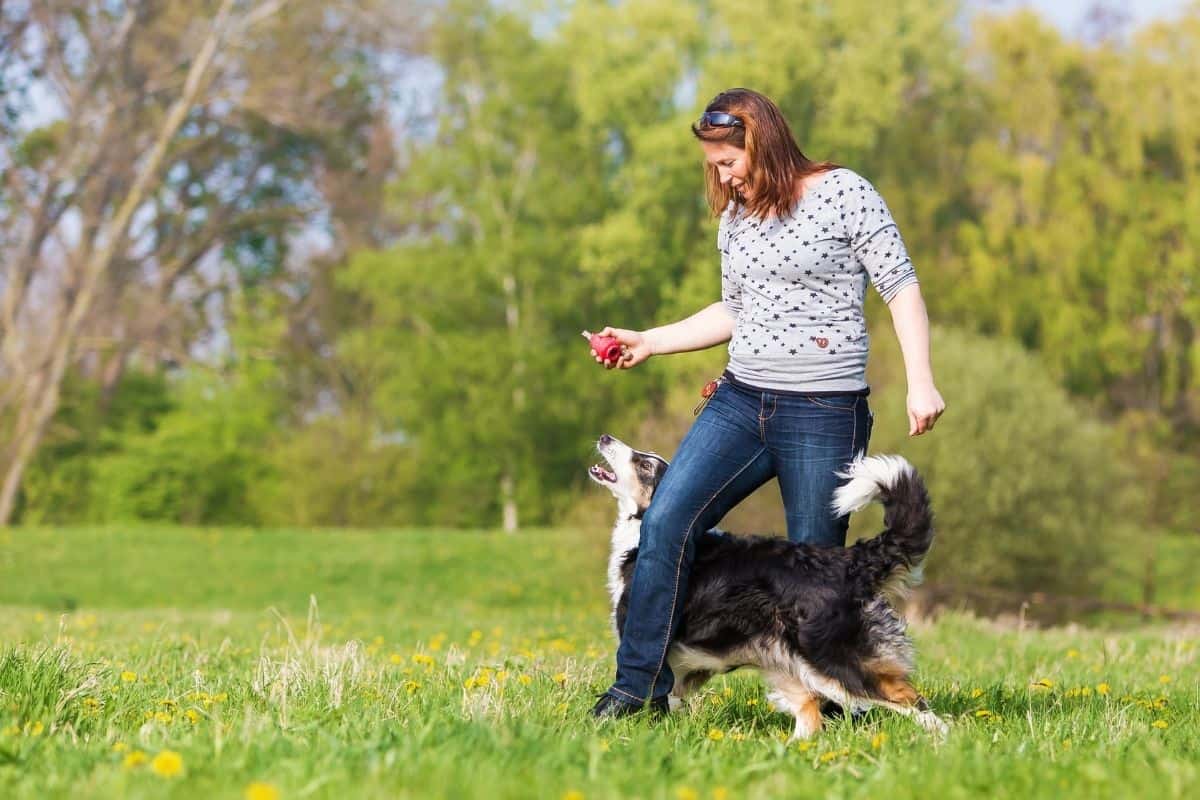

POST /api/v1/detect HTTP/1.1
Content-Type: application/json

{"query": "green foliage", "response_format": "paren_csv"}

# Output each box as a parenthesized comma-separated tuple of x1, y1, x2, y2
(865, 326, 1141, 597)
(84, 296, 286, 525)
(935, 11, 1200, 421)
(252, 414, 416, 528)
(18, 372, 174, 525)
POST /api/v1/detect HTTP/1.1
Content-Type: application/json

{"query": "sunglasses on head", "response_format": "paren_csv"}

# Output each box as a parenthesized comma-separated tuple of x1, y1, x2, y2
(699, 111, 743, 128)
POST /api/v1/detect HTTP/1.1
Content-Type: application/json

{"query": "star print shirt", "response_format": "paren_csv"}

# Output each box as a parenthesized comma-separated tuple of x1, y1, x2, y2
(717, 167, 918, 392)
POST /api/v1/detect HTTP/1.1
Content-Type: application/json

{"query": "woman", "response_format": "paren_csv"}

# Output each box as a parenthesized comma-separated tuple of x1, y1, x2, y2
(587, 88, 945, 719)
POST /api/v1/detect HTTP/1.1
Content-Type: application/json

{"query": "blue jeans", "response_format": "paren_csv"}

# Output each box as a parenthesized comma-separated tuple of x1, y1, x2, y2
(605, 370, 873, 707)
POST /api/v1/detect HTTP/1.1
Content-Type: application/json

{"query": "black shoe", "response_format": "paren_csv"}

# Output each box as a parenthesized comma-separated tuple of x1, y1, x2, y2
(590, 693, 669, 719)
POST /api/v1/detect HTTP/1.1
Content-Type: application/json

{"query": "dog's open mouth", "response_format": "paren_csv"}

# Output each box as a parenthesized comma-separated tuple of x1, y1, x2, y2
(589, 464, 616, 483)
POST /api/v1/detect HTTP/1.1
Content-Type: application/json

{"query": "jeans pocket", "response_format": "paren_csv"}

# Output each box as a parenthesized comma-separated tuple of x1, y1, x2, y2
(803, 394, 860, 412)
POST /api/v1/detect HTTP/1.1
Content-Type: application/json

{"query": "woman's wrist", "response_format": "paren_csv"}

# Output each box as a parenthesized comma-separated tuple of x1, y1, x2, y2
(906, 374, 937, 392)
(640, 329, 660, 357)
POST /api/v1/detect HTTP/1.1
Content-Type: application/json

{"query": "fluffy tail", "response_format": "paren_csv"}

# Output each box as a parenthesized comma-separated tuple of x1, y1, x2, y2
(831, 455, 934, 596)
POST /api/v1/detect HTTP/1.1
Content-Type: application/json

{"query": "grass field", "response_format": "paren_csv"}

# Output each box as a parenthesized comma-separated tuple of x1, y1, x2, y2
(1, 525, 1197, 799)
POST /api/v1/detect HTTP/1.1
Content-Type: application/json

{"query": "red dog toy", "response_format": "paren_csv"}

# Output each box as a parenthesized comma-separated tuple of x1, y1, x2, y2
(582, 330, 623, 365)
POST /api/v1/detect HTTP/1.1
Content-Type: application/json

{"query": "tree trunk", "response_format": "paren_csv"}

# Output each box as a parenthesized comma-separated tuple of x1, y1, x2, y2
(0, 0, 237, 525)
(502, 273, 523, 533)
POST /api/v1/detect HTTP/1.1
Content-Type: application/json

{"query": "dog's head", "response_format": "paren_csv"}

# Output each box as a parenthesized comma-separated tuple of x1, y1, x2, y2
(588, 434, 669, 517)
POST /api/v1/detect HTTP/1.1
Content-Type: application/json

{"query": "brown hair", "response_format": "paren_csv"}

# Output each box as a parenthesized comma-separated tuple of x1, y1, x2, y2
(691, 88, 838, 221)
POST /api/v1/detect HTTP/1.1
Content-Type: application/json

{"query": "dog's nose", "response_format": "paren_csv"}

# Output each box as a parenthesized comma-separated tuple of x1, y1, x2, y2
(599, 434, 612, 446)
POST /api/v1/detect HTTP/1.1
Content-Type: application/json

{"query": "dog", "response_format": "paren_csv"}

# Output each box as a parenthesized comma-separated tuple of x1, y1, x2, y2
(588, 433, 946, 739)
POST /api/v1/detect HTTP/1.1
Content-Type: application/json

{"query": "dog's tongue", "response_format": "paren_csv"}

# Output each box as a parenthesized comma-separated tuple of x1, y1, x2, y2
(590, 464, 616, 482)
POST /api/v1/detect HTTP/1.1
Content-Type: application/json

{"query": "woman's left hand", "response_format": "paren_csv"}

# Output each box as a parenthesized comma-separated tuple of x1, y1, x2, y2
(907, 383, 945, 436)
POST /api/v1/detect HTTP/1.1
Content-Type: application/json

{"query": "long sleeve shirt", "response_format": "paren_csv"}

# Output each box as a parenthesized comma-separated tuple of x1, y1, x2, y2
(718, 167, 918, 392)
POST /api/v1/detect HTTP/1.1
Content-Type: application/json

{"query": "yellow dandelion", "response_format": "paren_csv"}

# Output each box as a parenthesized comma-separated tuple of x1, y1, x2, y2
(112, 742, 129, 753)
(1066, 649, 1080, 659)
(676, 789, 700, 800)
(713, 789, 730, 800)
(153, 711, 172, 724)
(468, 630, 484, 646)
(1152, 720, 1168, 729)
(151, 750, 183, 778)
(28, 721, 44, 736)
(404, 680, 421, 694)
(244, 782, 281, 800)
(185, 709, 202, 724)
(970, 688, 984, 699)
(722, 686, 734, 698)
(562, 792, 585, 800)
(123, 750, 148, 769)
(708, 728, 725, 741)
(1032, 679, 1054, 689)
(599, 738, 610, 752)
(389, 653, 403, 664)
(553, 672, 568, 684)
(1062, 738, 1072, 748)
(872, 732, 888, 749)
(975, 709, 992, 718)
(1096, 683, 1111, 695)
(120, 671, 138, 683)
(746, 698, 759, 707)
(819, 750, 840, 763)
(411, 654, 434, 667)
(795, 740, 813, 752)
(1158, 675, 1172, 685)
(518, 675, 533, 686)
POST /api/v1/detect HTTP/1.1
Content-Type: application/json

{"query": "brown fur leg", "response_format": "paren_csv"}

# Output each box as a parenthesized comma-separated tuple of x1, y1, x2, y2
(765, 673, 823, 741)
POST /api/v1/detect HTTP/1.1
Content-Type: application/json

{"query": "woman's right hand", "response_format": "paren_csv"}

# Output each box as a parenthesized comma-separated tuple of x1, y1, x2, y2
(592, 326, 653, 370)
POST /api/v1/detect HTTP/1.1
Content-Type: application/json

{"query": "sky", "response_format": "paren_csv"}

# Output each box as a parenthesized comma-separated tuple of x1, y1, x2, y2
(997, 0, 1194, 34)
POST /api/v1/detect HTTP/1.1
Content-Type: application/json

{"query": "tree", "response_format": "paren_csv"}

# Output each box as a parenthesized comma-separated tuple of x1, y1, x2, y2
(0, 0, 395, 524)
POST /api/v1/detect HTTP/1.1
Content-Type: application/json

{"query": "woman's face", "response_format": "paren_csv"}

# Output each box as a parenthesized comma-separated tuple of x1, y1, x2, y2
(700, 140, 752, 200)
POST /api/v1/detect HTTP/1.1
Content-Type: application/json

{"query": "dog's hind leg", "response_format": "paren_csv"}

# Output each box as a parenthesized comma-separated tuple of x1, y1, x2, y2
(667, 669, 713, 711)
(765, 672, 822, 741)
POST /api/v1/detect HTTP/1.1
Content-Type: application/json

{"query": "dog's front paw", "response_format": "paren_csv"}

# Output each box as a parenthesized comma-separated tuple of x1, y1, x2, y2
(917, 711, 949, 739)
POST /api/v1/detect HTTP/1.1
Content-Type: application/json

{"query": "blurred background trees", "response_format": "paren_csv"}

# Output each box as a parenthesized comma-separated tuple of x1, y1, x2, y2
(2, 0, 1197, 608)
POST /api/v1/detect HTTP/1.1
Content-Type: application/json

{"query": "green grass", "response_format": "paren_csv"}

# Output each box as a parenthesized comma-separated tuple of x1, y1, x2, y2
(0, 525, 1196, 799)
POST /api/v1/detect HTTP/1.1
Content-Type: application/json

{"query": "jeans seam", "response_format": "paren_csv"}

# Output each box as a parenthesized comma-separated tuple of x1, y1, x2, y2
(644, 445, 767, 699)
(608, 686, 643, 704)
(757, 395, 775, 441)
(851, 395, 859, 462)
